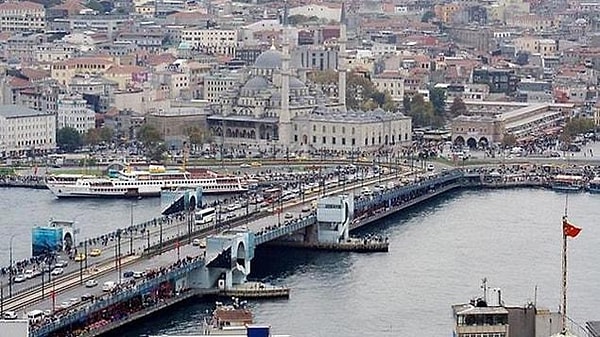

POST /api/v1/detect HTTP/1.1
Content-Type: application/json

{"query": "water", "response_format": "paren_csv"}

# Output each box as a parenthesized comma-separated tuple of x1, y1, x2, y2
(1, 187, 599, 336)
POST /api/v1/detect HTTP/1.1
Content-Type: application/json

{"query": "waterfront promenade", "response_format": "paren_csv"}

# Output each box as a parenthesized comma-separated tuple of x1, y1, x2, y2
(0, 163, 595, 337)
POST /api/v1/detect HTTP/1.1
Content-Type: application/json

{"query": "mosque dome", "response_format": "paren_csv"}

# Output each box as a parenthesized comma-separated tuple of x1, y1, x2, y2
(243, 76, 270, 90)
(254, 49, 282, 69)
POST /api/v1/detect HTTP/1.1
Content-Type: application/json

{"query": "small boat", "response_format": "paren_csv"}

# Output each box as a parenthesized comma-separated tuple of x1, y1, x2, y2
(148, 298, 289, 336)
(550, 174, 584, 192)
(587, 177, 600, 193)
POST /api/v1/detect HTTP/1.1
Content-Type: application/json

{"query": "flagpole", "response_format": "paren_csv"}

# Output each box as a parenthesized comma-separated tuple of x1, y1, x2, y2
(561, 220, 567, 332)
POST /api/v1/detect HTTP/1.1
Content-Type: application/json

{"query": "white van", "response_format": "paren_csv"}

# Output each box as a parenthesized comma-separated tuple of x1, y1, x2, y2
(27, 309, 45, 323)
(102, 281, 116, 292)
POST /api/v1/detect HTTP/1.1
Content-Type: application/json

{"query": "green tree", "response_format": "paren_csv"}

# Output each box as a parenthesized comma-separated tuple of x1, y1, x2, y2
(57, 127, 83, 152)
(449, 97, 468, 116)
(402, 95, 411, 112)
(421, 10, 435, 23)
(84, 128, 101, 145)
(408, 94, 435, 127)
(429, 87, 446, 116)
(185, 126, 209, 147)
(563, 117, 595, 139)
(501, 133, 517, 148)
(137, 124, 162, 146)
(85, 0, 104, 12)
(99, 127, 114, 143)
(382, 93, 398, 112)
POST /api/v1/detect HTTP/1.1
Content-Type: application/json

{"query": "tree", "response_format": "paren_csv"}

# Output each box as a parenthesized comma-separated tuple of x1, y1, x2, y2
(137, 124, 162, 146)
(449, 97, 468, 116)
(402, 95, 411, 112)
(57, 127, 83, 152)
(429, 87, 446, 116)
(84, 128, 101, 145)
(501, 133, 517, 148)
(563, 117, 595, 139)
(99, 127, 114, 143)
(185, 126, 210, 148)
(421, 10, 435, 23)
(85, 0, 104, 12)
(407, 94, 435, 127)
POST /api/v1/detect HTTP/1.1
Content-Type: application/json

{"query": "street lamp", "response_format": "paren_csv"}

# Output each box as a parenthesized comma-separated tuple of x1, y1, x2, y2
(8, 233, 19, 297)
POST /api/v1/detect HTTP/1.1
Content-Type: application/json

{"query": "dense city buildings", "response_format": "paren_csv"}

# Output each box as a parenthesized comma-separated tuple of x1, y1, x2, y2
(0, 0, 596, 157)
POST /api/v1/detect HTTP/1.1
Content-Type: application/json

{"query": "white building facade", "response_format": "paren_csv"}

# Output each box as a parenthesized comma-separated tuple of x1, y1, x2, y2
(0, 105, 56, 156)
(56, 94, 95, 133)
(180, 28, 238, 56)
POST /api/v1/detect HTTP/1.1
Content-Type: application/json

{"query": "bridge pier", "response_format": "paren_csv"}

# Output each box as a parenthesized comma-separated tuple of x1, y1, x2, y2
(205, 228, 254, 290)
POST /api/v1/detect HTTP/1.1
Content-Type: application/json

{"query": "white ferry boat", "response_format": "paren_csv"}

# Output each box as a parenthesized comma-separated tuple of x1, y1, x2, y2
(588, 177, 600, 193)
(45, 165, 247, 198)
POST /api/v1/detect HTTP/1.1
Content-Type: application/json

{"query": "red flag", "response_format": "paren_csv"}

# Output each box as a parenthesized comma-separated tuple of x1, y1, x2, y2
(563, 219, 582, 238)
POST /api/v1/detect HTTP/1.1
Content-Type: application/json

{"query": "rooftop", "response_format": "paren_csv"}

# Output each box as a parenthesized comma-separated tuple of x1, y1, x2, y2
(0, 105, 49, 118)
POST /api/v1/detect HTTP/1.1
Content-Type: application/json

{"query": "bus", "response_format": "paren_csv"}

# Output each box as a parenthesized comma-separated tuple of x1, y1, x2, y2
(263, 187, 282, 203)
(194, 207, 216, 226)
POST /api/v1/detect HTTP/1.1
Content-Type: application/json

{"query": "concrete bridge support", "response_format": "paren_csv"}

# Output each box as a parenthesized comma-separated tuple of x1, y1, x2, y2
(205, 228, 255, 290)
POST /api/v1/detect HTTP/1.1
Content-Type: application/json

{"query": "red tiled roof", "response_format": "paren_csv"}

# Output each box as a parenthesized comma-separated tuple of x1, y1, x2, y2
(21, 68, 50, 81)
(7, 76, 33, 88)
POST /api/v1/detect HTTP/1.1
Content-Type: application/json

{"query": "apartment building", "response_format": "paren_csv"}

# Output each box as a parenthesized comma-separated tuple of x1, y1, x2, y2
(0, 1, 45, 33)
(56, 94, 95, 133)
(181, 28, 238, 56)
(0, 105, 56, 156)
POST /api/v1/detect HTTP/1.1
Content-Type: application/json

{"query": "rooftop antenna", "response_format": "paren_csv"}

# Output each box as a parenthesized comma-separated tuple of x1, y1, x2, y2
(481, 277, 488, 303)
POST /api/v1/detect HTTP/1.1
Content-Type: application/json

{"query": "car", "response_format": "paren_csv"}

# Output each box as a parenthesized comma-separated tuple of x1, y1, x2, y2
(122, 271, 134, 278)
(3, 311, 18, 320)
(32, 270, 42, 278)
(51, 268, 64, 276)
(132, 271, 145, 279)
(301, 206, 311, 213)
(69, 297, 81, 306)
(192, 238, 202, 246)
(54, 260, 68, 268)
(59, 301, 71, 309)
(226, 213, 236, 219)
(102, 281, 116, 292)
(89, 248, 102, 257)
(239, 163, 251, 168)
(74, 253, 86, 262)
(284, 212, 294, 219)
(13, 274, 26, 283)
(24, 270, 34, 279)
(85, 279, 98, 288)
(427, 164, 435, 171)
(250, 161, 262, 167)
(81, 293, 95, 301)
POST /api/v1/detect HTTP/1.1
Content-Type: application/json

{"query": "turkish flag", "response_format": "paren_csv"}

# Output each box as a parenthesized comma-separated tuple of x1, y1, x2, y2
(563, 219, 582, 238)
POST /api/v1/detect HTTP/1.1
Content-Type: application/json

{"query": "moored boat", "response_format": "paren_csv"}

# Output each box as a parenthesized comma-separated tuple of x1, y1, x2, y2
(550, 174, 584, 192)
(45, 165, 247, 198)
(587, 177, 600, 193)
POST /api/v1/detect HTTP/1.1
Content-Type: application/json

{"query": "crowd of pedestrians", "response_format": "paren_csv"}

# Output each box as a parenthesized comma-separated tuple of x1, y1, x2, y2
(34, 255, 203, 337)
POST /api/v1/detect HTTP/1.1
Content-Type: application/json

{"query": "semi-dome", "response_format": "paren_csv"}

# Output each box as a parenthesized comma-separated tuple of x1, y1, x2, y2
(254, 49, 282, 69)
(243, 76, 270, 90)
(289, 77, 306, 89)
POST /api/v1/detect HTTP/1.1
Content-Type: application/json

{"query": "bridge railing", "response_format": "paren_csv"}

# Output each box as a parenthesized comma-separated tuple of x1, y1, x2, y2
(254, 215, 317, 246)
(32, 258, 205, 337)
(355, 169, 463, 211)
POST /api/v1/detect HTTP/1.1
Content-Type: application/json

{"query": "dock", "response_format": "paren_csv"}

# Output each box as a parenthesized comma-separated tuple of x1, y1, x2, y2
(220, 282, 290, 299)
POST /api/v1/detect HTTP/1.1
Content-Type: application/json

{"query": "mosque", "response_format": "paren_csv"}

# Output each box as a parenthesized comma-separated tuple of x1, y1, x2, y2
(206, 6, 412, 152)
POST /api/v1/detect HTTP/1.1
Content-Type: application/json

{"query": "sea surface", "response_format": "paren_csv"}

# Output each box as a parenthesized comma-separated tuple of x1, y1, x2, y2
(1, 187, 599, 337)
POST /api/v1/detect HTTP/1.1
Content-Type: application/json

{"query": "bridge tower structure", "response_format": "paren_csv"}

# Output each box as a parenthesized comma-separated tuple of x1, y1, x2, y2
(315, 194, 354, 243)
(205, 228, 255, 290)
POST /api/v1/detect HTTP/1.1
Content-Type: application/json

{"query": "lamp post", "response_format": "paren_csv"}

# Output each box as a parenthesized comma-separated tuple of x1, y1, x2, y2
(8, 234, 19, 297)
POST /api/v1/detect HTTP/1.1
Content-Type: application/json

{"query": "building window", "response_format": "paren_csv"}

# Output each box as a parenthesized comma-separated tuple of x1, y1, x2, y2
(352, 138, 356, 146)
(372, 137, 375, 145)
(312, 136, 316, 143)
(332, 137, 336, 144)
(294, 135, 298, 142)
(322, 136, 326, 144)
(332, 126, 336, 133)
(364, 138, 368, 146)
(352, 127, 355, 135)
(313, 125, 316, 132)
(342, 138, 346, 145)
(322, 126, 326, 133)
(342, 127, 345, 134)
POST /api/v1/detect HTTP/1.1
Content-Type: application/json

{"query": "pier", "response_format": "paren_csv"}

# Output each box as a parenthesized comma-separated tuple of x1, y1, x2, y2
(0, 166, 562, 337)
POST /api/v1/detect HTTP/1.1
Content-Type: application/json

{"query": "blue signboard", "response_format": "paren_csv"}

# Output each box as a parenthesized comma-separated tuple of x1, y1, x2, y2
(32, 227, 63, 256)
